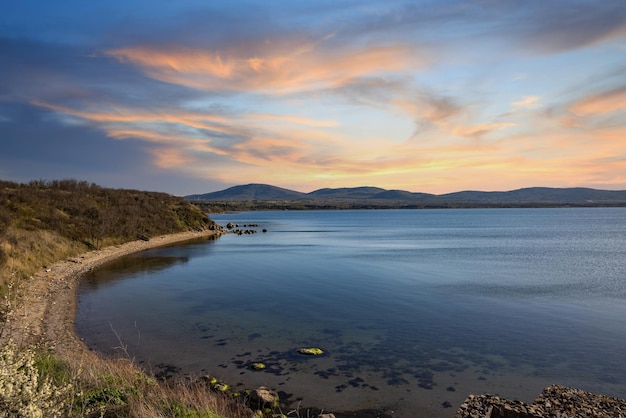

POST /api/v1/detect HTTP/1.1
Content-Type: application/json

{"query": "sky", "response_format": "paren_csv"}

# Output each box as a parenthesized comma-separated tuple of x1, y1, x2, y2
(1, 1, 625, 195)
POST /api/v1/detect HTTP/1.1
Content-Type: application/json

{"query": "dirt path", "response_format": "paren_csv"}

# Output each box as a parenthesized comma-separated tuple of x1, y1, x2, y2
(1, 230, 221, 362)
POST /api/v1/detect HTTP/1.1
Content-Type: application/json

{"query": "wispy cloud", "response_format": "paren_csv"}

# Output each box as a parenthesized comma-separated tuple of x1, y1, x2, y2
(512, 96, 540, 109)
(569, 86, 626, 116)
(149, 147, 196, 169)
(107, 40, 428, 94)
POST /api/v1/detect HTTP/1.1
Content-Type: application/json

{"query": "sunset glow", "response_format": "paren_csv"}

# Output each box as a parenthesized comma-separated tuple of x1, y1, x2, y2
(1, 1, 625, 195)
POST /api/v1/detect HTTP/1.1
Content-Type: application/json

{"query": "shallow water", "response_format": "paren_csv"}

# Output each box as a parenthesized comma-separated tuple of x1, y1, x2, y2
(76, 208, 626, 417)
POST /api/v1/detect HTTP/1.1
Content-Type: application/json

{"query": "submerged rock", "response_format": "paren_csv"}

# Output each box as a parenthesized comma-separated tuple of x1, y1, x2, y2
(297, 347, 324, 356)
(251, 362, 266, 370)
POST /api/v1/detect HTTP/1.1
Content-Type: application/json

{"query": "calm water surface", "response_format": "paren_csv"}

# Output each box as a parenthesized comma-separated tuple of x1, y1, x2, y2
(76, 208, 626, 417)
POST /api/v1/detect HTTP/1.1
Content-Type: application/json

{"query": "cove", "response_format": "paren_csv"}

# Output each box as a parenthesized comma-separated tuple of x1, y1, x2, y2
(76, 208, 626, 417)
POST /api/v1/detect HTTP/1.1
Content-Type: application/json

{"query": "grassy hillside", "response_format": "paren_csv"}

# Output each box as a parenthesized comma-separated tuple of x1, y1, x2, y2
(0, 180, 262, 418)
(0, 179, 215, 293)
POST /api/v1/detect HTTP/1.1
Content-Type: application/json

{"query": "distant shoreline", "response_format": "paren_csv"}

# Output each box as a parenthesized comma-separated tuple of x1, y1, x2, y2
(1, 229, 221, 363)
(194, 200, 626, 213)
(187, 184, 626, 212)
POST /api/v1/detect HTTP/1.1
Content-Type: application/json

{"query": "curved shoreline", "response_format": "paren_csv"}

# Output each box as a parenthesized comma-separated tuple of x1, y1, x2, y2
(7, 226, 624, 418)
(1, 229, 221, 363)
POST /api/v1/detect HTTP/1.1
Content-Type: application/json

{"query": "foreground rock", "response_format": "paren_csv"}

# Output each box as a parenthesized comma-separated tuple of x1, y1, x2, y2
(252, 386, 279, 406)
(455, 385, 626, 418)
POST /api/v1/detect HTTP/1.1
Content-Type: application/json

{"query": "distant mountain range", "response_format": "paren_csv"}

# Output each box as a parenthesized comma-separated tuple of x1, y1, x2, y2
(186, 184, 626, 208)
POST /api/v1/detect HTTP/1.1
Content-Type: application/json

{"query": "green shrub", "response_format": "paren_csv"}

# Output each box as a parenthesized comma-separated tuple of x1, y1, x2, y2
(34, 350, 72, 387)
(166, 401, 224, 418)
(81, 386, 129, 409)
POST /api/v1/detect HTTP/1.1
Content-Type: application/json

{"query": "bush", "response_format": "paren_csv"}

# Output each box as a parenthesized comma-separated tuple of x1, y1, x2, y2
(0, 179, 216, 247)
(0, 341, 72, 417)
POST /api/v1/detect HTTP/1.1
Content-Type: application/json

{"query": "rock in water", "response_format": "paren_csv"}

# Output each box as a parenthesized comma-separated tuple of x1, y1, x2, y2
(297, 347, 324, 355)
(251, 362, 266, 370)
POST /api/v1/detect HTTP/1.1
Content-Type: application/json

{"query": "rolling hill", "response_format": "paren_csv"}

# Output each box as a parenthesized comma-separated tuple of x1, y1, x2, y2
(308, 186, 388, 199)
(186, 184, 308, 201)
(186, 184, 626, 208)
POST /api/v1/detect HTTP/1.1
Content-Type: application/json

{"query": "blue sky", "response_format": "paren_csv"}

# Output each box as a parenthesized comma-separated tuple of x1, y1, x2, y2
(1, 0, 625, 195)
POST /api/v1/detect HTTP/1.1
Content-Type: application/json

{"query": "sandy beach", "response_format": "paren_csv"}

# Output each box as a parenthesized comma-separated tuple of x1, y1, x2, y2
(1, 229, 221, 364)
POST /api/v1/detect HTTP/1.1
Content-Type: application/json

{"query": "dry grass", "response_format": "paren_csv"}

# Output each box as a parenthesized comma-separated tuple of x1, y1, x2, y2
(18, 344, 255, 418)
(56, 352, 251, 418)
(0, 227, 87, 301)
(1, 228, 85, 274)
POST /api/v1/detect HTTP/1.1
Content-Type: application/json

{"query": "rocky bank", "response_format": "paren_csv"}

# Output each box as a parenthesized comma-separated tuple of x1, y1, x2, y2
(455, 384, 625, 418)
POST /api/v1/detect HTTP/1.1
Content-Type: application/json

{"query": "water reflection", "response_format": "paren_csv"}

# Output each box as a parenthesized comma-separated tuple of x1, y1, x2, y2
(81, 236, 219, 290)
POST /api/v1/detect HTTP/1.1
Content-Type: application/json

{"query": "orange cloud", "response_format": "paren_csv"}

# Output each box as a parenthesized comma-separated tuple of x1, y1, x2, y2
(595, 126, 626, 142)
(32, 100, 338, 134)
(106, 41, 427, 93)
(450, 122, 516, 139)
(569, 87, 626, 116)
(393, 95, 462, 124)
(30, 98, 345, 173)
(110, 47, 240, 78)
(161, 121, 626, 194)
(28, 80, 626, 194)
(31, 100, 236, 133)
(512, 96, 540, 109)
(39, 89, 621, 194)
(149, 147, 196, 169)
(394, 95, 518, 141)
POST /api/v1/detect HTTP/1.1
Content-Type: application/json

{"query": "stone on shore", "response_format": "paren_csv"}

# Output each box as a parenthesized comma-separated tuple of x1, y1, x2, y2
(454, 385, 626, 418)
(199, 375, 230, 393)
(252, 386, 279, 407)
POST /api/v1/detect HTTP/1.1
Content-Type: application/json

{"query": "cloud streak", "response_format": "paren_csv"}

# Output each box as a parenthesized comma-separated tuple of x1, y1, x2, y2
(106, 41, 428, 94)
(569, 86, 626, 117)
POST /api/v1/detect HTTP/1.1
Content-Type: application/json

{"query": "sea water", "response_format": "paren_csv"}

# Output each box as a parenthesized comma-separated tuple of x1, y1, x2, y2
(76, 208, 626, 417)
